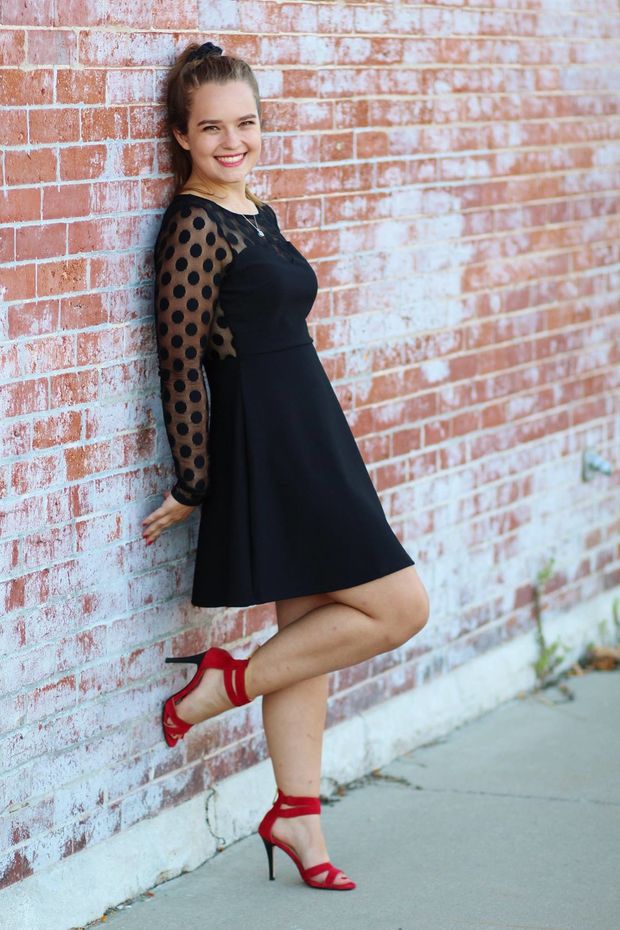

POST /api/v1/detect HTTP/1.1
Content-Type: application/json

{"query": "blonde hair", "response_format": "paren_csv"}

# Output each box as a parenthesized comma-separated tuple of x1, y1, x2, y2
(164, 43, 265, 207)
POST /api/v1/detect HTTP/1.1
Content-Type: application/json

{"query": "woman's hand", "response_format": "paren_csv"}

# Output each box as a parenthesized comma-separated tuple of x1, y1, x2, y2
(142, 490, 196, 545)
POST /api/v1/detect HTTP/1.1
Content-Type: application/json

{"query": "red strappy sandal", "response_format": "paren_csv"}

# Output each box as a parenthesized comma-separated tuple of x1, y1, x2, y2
(162, 646, 253, 747)
(258, 788, 356, 890)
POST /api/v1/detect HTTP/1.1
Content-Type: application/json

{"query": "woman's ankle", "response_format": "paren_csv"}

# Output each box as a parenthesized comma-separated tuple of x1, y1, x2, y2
(244, 650, 260, 700)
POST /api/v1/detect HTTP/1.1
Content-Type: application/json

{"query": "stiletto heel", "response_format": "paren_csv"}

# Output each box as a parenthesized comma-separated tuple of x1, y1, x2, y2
(257, 788, 356, 890)
(165, 653, 206, 666)
(262, 836, 275, 880)
(162, 646, 254, 747)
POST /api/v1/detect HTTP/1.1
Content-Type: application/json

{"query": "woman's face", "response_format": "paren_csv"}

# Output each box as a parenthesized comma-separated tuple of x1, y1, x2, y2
(173, 79, 262, 187)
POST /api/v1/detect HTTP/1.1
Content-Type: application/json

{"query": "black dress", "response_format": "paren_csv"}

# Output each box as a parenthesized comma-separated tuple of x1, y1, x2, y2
(153, 193, 415, 607)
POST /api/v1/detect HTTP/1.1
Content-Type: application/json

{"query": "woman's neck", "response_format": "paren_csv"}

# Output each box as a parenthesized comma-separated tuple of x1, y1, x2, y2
(181, 175, 248, 206)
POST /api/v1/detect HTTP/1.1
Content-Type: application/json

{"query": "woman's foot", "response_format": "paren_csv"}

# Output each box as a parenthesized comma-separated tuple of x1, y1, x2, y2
(172, 666, 234, 724)
(270, 805, 353, 887)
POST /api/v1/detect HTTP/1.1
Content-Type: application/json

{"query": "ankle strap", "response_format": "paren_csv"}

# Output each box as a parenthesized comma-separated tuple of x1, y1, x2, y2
(274, 788, 321, 815)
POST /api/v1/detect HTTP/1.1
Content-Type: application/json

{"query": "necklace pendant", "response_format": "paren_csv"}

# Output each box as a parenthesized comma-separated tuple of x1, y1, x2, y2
(257, 229, 265, 237)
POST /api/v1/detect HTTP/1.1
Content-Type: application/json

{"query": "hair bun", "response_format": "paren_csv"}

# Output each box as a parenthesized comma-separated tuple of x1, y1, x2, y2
(187, 41, 224, 63)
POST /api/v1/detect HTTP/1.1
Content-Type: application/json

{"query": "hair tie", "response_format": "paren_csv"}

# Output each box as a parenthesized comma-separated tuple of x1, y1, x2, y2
(186, 41, 223, 63)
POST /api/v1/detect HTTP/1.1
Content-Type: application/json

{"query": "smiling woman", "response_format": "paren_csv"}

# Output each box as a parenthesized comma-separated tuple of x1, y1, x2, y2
(161, 43, 265, 214)
(172, 79, 263, 211)
(147, 38, 428, 895)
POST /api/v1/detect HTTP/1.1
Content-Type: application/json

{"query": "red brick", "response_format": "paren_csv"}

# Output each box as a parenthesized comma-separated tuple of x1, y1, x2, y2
(64, 440, 118, 481)
(15, 222, 66, 262)
(89, 180, 141, 214)
(56, 0, 153, 29)
(60, 292, 108, 330)
(0, 848, 34, 891)
(27, 30, 77, 66)
(0, 263, 36, 301)
(90, 254, 138, 293)
(5, 147, 56, 186)
(78, 30, 172, 68)
(140, 178, 174, 210)
(8, 299, 59, 338)
(33, 411, 82, 449)
(12, 453, 65, 496)
(42, 183, 90, 220)
(128, 106, 163, 141)
(392, 424, 424, 455)
(107, 67, 156, 105)
(56, 68, 106, 105)
(0, 343, 19, 379)
(0, 187, 40, 223)
(26, 330, 75, 383)
(0, 108, 28, 145)
(81, 106, 129, 143)
(49, 369, 98, 407)
(151, 0, 197, 31)
(0, 29, 26, 68)
(0, 421, 30, 456)
(117, 141, 157, 178)
(58, 144, 107, 181)
(122, 428, 157, 466)
(29, 108, 79, 144)
(0, 224, 14, 263)
(37, 258, 88, 298)
(68, 214, 144, 253)
(0, 68, 54, 106)
(77, 328, 124, 366)
(1, 0, 54, 26)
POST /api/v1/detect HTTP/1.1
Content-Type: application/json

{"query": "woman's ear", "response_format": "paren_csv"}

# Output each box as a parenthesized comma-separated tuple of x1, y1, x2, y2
(172, 127, 191, 151)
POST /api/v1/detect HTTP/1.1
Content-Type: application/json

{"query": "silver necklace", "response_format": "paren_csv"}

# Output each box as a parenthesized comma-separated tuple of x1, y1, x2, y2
(180, 187, 265, 236)
(240, 210, 265, 237)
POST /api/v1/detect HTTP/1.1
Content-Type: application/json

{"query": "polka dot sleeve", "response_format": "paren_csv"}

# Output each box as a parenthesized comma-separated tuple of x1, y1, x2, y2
(153, 202, 233, 506)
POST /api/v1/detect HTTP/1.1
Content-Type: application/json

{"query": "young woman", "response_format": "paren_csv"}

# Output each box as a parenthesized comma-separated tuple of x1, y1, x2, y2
(143, 41, 430, 892)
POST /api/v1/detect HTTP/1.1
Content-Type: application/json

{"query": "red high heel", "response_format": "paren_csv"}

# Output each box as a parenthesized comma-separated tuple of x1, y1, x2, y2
(162, 646, 253, 747)
(258, 788, 356, 890)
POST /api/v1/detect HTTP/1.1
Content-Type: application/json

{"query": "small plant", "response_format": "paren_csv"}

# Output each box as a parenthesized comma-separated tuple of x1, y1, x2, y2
(582, 595, 620, 671)
(531, 557, 570, 690)
(595, 597, 620, 646)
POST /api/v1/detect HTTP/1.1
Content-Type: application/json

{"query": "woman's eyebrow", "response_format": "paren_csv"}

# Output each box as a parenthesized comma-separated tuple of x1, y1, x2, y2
(196, 113, 257, 126)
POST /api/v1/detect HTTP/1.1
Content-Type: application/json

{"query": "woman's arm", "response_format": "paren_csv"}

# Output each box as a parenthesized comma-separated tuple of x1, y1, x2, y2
(153, 202, 232, 506)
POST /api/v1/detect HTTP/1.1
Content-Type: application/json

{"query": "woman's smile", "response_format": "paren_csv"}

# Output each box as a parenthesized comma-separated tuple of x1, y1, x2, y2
(214, 153, 246, 167)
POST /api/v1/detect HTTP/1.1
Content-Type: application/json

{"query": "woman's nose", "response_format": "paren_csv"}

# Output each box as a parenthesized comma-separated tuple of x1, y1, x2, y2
(221, 131, 242, 148)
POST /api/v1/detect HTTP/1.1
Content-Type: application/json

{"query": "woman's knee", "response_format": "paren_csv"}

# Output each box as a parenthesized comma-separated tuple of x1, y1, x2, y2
(327, 564, 430, 649)
(383, 573, 430, 648)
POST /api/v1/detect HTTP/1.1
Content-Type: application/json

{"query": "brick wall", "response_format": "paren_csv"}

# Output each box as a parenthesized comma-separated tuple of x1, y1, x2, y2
(1, 0, 619, 892)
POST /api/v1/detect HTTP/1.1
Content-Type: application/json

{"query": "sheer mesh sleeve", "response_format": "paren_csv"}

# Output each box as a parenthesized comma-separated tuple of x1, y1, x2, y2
(153, 202, 233, 506)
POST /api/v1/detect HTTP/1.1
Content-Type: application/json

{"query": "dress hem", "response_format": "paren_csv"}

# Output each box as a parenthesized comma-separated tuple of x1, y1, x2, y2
(190, 553, 415, 609)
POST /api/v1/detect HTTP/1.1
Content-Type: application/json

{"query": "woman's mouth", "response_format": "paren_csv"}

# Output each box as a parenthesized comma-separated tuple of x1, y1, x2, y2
(214, 153, 246, 167)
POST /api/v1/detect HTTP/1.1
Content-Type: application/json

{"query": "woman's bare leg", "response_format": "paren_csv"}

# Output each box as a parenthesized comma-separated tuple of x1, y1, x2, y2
(263, 594, 332, 797)
(175, 565, 428, 719)
(173, 566, 429, 885)
(261, 593, 353, 886)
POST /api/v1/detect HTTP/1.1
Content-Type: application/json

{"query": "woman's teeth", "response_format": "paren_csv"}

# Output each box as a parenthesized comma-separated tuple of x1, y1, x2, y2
(215, 154, 246, 167)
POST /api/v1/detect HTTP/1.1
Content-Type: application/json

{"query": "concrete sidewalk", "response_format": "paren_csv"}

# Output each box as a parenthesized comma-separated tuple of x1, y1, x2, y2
(91, 669, 619, 930)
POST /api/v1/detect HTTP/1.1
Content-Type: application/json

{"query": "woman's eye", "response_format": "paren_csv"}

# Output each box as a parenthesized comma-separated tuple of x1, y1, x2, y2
(203, 120, 255, 132)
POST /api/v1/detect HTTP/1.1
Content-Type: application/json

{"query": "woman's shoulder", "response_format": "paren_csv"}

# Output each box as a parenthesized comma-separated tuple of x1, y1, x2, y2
(154, 194, 281, 251)
(161, 193, 220, 221)
(154, 194, 224, 246)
